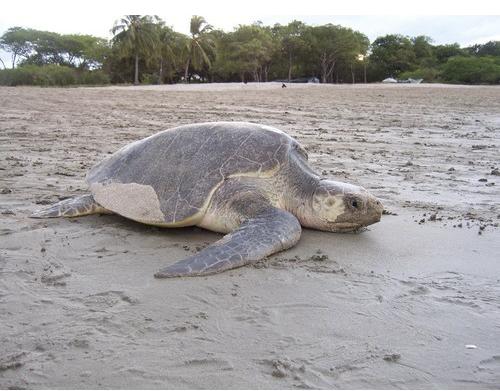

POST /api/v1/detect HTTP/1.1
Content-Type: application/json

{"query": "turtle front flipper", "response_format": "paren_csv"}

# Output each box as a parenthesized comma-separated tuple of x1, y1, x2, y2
(31, 194, 112, 218)
(154, 208, 301, 278)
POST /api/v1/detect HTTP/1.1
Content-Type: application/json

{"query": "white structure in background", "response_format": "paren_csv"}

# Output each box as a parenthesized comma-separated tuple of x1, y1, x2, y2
(382, 77, 424, 84)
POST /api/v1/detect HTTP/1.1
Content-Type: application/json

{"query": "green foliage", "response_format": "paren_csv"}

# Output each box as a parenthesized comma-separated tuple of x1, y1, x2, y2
(0, 27, 34, 67)
(78, 69, 110, 85)
(467, 41, 500, 56)
(183, 15, 215, 82)
(0, 27, 109, 69)
(399, 67, 440, 82)
(155, 25, 186, 83)
(412, 36, 437, 68)
(64, 35, 110, 69)
(370, 34, 416, 79)
(433, 43, 465, 64)
(111, 15, 160, 58)
(301, 24, 368, 83)
(441, 56, 500, 84)
(217, 23, 276, 82)
(2, 18, 500, 86)
(111, 15, 160, 84)
(412, 36, 434, 59)
(272, 21, 308, 81)
(0, 64, 109, 86)
(140, 73, 156, 84)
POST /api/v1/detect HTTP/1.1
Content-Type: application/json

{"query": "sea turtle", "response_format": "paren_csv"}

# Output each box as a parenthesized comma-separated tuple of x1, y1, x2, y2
(32, 122, 383, 278)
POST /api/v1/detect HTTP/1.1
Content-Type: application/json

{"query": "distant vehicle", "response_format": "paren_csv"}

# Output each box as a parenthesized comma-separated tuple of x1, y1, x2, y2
(275, 77, 320, 84)
(382, 77, 423, 84)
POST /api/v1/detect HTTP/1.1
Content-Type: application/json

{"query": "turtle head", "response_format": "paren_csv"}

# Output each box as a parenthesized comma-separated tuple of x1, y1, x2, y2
(301, 179, 383, 232)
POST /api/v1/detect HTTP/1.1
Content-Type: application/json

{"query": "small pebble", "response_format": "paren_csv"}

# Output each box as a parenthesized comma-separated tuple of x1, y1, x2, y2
(383, 353, 401, 362)
(465, 344, 477, 349)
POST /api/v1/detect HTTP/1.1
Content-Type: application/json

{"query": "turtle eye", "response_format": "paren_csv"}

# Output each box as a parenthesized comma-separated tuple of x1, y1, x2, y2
(350, 199, 360, 209)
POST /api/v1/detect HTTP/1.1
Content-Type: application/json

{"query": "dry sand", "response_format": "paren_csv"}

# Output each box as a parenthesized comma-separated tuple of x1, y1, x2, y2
(1, 82, 499, 389)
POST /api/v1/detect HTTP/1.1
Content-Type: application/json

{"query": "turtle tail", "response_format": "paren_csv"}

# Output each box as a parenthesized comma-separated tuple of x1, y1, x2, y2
(31, 194, 112, 218)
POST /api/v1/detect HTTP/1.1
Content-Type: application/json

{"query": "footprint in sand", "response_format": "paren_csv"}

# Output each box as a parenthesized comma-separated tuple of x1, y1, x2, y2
(81, 290, 138, 311)
(40, 260, 72, 286)
(233, 305, 272, 326)
(0, 352, 27, 372)
(397, 273, 498, 311)
(182, 357, 234, 371)
(478, 355, 500, 373)
(40, 272, 71, 286)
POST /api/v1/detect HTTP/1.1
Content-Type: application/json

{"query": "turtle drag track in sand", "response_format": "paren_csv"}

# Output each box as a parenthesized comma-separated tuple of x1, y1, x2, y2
(1, 83, 500, 388)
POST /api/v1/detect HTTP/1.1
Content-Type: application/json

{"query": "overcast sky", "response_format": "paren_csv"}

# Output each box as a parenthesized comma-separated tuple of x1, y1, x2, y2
(1, 0, 499, 67)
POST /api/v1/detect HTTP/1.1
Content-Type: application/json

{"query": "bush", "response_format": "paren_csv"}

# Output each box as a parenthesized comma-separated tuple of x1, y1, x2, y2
(399, 67, 440, 82)
(37, 65, 76, 86)
(441, 56, 500, 84)
(140, 73, 158, 84)
(78, 70, 110, 85)
(0, 67, 34, 85)
(0, 65, 110, 86)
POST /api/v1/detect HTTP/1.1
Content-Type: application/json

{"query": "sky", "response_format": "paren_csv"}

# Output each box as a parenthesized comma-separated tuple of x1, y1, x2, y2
(1, 0, 499, 67)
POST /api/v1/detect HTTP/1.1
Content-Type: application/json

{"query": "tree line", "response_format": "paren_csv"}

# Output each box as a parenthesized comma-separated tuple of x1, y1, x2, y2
(1, 15, 499, 86)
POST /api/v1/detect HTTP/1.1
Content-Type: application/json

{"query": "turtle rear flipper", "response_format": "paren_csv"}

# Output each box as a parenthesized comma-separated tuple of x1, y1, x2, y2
(31, 194, 112, 218)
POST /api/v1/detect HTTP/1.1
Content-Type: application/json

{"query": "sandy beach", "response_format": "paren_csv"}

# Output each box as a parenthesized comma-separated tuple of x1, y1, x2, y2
(1, 82, 499, 389)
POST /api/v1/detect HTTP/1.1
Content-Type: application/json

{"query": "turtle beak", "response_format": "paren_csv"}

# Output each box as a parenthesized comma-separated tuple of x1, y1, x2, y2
(364, 196, 383, 226)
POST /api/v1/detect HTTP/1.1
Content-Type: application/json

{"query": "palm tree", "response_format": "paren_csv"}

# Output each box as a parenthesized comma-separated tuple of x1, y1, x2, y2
(184, 15, 215, 82)
(156, 25, 179, 84)
(111, 15, 159, 85)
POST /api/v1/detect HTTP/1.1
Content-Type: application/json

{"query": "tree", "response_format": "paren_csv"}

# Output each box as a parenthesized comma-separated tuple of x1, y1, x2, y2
(304, 24, 366, 83)
(225, 23, 277, 82)
(23, 30, 66, 66)
(184, 15, 215, 82)
(209, 29, 240, 81)
(412, 36, 433, 59)
(156, 24, 187, 83)
(111, 15, 160, 84)
(79, 36, 110, 70)
(0, 27, 34, 67)
(3, 19, 500, 86)
(345, 30, 370, 83)
(468, 41, 500, 57)
(433, 43, 464, 64)
(412, 35, 435, 67)
(0, 27, 109, 69)
(370, 34, 416, 79)
(273, 20, 307, 81)
(441, 56, 500, 84)
(60, 34, 110, 69)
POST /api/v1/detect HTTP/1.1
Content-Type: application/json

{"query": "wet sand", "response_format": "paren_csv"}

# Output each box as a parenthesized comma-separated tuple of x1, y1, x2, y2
(1, 83, 499, 388)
